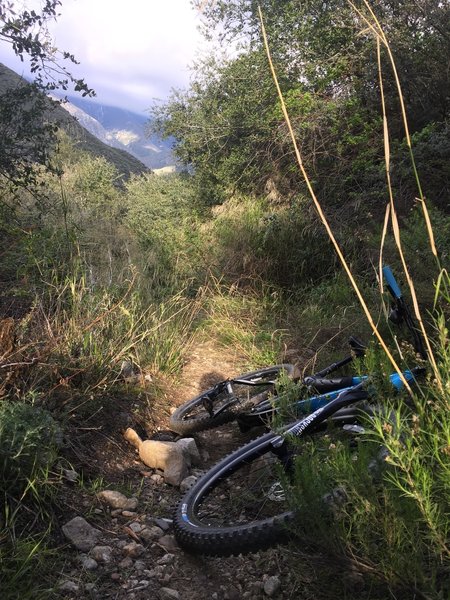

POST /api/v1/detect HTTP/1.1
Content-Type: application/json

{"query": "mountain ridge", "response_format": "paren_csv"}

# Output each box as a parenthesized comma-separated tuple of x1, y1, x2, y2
(58, 94, 174, 169)
(0, 62, 149, 179)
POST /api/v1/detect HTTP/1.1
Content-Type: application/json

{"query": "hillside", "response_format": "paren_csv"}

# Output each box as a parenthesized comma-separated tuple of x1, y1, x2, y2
(0, 63, 149, 179)
(60, 95, 175, 170)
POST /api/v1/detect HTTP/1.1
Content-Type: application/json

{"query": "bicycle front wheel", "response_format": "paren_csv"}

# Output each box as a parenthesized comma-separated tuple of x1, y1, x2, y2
(169, 364, 299, 435)
(173, 430, 297, 555)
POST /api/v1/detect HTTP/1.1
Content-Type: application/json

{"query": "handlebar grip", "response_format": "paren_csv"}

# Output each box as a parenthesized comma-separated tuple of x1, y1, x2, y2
(382, 265, 402, 299)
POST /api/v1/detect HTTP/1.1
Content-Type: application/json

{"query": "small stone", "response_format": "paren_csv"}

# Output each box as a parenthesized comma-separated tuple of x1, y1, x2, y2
(111, 572, 121, 581)
(119, 556, 133, 569)
(122, 510, 138, 518)
(179, 475, 198, 493)
(159, 588, 180, 600)
(85, 583, 96, 592)
(264, 575, 281, 597)
(129, 522, 143, 533)
(134, 559, 147, 571)
(79, 555, 98, 570)
(140, 526, 164, 542)
(135, 579, 150, 589)
(97, 490, 139, 511)
(62, 516, 101, 552)
(150, 474, 165, 485)
(157, 553, 175, 565)
(90, 545, 113, 563)
(145, 568, 157, 578)
(58, 580, 79, 593)
(157, 535, 178, 552)
(224, 586, 241, 600)
(123, 541, 145, 557)
(63, 469, 79, 483)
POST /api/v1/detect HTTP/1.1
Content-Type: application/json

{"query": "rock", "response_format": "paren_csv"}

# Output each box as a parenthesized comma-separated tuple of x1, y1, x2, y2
(90, 545, 113, 563)
(97, 490, 138, 511)
(224, 587, 241, 600)
(264, 575, 281, 597)
(140, 526, 164, 542)
(134, 579, 150, 590)
(159, 588, 180, 600)
(163, 456, 188, 486)
(58, 580, 79, 593)
(151, 474, 165, 485)
(121, 360, 140, 382)
(157, 553, 175, 565)
(129, 521, 143, 533)
(123, 541, 145, 558)
(119, 556, 133, 569)
(134, 559, 147, 571)
(122, 510, 138, 518)
(124, 429, 188, 486)
(179, 474, 198, 493)
(175, 438, 201, 466)
(111, 572, 121, 581)
(79, 555, 98, 570)
(157, 535, 178, 552)
(62, 516, 101, 551)
(63, 469, 79, 483)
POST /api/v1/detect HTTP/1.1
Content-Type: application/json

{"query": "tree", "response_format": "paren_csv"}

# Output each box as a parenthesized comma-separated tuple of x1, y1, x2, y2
(0, 1, 94, 188)
(152, 0, 449, 211)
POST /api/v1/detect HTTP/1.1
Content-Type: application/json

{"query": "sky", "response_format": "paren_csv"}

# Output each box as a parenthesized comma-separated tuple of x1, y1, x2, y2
(0, 0, 208, 114)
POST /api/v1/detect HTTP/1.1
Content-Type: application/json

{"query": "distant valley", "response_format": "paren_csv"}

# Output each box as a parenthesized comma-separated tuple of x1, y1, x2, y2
(59, 95, 175, 170)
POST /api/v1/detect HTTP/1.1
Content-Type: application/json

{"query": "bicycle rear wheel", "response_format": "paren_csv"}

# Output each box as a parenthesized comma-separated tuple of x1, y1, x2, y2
(173, 430, 297, 555)
(169, 364, 299, 435)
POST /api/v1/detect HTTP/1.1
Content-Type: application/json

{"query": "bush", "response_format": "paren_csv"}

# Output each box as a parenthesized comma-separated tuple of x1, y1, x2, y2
(288, 310, 450, 598)
(125, 173, 205, 294)
(0, 402, 61, 501)
(210, 195, 338, 289)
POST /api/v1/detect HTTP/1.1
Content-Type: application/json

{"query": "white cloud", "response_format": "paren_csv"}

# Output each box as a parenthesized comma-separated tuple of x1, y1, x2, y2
(0, 0, 207, 112)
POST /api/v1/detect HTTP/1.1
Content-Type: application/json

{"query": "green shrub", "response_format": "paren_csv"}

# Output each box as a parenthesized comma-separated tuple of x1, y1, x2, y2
(0, 402, 61, 501)
(288, 314, 450, 598)
(125, 173, 205, 294)
(211, 195, 338, 289)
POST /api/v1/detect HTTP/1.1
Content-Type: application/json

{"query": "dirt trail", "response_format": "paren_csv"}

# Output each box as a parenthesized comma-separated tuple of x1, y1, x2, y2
(56, 339, 303, 600)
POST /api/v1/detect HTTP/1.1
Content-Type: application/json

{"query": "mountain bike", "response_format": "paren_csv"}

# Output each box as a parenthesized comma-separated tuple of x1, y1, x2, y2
(169, 265, 424, 436)
(173, 267, 427, 556)
(169, 340, 365, 435)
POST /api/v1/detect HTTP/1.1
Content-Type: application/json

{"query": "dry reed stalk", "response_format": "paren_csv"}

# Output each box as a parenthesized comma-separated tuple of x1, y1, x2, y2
(379, 203, 391, 294)
(257, 5, 412, 392)
(375, 29, 442, 390)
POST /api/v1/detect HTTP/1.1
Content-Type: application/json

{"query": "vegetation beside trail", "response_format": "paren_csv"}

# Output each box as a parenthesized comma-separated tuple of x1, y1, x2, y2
(1, 1, 449, 599)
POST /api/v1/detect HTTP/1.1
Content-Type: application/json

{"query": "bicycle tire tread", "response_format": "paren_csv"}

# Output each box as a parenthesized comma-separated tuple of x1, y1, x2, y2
(173, 431, 296, 556)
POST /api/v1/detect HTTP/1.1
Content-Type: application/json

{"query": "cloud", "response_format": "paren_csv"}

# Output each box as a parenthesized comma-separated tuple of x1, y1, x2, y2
(0, 0, 206, 113)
